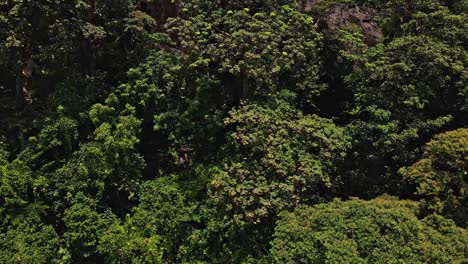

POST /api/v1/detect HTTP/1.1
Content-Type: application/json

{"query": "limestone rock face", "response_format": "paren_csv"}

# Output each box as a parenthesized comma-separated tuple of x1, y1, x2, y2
(319, 5, 383, 44)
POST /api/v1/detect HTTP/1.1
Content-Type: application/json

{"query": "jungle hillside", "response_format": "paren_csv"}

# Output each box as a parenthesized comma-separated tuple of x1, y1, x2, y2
(0, 0, 467, 263)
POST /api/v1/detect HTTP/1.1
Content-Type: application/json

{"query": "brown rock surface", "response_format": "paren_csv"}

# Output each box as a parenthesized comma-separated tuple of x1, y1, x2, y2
(319, 5, 383, 44)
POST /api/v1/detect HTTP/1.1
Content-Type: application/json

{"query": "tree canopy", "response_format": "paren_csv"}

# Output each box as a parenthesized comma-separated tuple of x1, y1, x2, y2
(0, 0, 466, 263)
(271, 196, 468, 263)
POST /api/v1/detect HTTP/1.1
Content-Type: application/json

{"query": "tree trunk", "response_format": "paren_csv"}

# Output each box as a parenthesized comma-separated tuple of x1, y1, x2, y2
(241, 68, 249, 101)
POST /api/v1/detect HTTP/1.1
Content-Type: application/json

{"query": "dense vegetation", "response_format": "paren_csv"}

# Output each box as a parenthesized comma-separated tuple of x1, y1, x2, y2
(0, 0, 466, 263)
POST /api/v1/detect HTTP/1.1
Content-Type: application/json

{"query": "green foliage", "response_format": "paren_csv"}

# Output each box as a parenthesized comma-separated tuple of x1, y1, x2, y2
(400, 128, 468, 225)
(30, 112, 79, 160)
(402, 7, 468, 46)
(63, 192, 117, 261)
(128, 177, 194, 257)
(271, 196, 468, 263)
(0, 0, 466, 263)
(51, 111, 144, 203)
(0, 142, 48, 226)
(343, 34, 466, 196)
(122, 10, 161, 65)
(210, 99, 349, 226)
(182, 0, 300, 12)
(168, 6, 323, 105)
(349, 36, 466, 123)
(0, 204, 63, 263)
(98, 219, 164, 264)
(98, 175, 195, 263)
(205, 98, 350, 259)
(0, 146, 33, 210)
